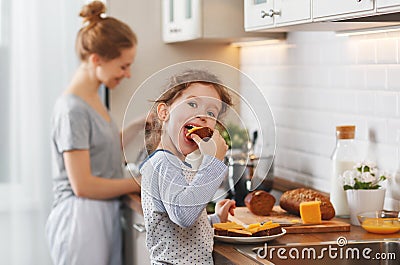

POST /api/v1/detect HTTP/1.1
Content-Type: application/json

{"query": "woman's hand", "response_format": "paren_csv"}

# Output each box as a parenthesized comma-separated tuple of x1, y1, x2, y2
(191, 129, 228, 161)
(215, 199, 236, 223)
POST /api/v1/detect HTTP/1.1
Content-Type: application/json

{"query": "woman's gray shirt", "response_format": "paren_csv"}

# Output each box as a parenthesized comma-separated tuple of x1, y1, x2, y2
(50, 94, 123, 207)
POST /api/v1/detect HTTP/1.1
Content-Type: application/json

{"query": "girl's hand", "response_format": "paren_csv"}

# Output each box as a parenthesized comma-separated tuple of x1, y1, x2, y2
(215, 199, 236, 223)
(191, 130, 228, 161)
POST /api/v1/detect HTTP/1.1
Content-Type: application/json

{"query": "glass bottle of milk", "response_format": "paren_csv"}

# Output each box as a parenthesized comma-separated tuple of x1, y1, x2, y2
(331, 125, 358, 218)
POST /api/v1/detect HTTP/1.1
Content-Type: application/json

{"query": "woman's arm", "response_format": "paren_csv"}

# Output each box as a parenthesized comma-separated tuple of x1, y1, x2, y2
(64, 150, 140, 199)
(121, 114, 150, 147)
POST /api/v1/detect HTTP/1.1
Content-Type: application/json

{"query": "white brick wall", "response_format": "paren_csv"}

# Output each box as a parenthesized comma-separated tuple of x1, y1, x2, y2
(240, 31, 400, 210)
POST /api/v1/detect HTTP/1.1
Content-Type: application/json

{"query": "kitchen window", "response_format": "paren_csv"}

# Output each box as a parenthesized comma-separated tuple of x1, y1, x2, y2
(2, 1, 94, 264)
(0, 0, 10, 183)
(0, 0, 5, 45)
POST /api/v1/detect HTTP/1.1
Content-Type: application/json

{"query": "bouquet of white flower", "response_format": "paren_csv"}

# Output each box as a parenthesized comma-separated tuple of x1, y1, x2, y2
(342, 161, 388, 190)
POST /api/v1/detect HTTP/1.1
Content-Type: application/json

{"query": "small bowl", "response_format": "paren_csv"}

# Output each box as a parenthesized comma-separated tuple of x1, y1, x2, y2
(357, 210, 400, 234)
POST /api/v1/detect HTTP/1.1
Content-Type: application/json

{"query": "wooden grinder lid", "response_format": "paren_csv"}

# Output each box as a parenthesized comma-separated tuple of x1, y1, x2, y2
(336, 125, 355, 139)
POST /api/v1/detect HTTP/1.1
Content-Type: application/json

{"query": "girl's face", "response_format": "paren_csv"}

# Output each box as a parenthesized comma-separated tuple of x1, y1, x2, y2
(95, 46, 136, 89)
(159, 83, 223, 157)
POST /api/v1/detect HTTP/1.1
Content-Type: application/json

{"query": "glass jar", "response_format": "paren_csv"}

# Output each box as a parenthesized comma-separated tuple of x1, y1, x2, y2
(331, 125, 358, 218)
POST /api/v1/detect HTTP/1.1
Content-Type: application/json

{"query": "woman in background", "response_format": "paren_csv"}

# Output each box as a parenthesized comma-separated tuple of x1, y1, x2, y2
(45, 1, 141, 265)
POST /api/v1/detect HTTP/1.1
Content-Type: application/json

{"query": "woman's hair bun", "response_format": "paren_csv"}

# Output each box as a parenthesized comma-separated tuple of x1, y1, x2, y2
(80, 1, 106, 23)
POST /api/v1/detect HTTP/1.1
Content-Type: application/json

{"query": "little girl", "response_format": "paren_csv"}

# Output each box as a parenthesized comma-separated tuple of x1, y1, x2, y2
(140, 69, 236, 265)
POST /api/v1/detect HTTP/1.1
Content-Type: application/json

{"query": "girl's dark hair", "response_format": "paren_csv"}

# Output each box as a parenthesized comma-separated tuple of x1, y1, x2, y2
(145, 69, 233, 154)
(76, 1, 137, 61)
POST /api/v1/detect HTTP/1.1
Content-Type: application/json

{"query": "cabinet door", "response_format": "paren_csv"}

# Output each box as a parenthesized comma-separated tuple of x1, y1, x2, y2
(313, 0, 374, 19)
(122, 207, 151, 265)
(274, 0, 311, 25)
(132, 212, 151, 265)
(377, 0, 400, 9)
(244, 0, 274, 30)
(162, 0, 201, 43)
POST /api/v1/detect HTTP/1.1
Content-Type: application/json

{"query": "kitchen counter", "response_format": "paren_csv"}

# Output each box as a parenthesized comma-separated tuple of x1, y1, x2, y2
(123, 193, 399, 264)
(213, 223, 400, 264)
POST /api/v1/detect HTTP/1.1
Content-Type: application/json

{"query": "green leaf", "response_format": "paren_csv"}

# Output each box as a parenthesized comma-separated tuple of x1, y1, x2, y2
(343, 185, 353, 190)
(370, 184, 381, 189)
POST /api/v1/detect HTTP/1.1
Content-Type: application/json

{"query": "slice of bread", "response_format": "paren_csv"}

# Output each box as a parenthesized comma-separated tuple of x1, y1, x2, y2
(213, 221, 282, 237)
(186, 126, 213, 139)
(252, 222, 283, 237)
(213, 222, 245, 236)
(227, 229, 252, 237)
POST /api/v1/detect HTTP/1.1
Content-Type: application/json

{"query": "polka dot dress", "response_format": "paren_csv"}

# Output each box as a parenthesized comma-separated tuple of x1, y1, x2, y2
(141, 158, 215, 265)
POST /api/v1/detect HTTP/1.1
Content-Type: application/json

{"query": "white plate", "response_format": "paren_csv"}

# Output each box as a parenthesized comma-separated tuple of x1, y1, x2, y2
(214, 228, 286, 244)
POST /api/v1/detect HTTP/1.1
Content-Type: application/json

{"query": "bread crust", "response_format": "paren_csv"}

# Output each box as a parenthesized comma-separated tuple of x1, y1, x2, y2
(279, 188, 335, 220)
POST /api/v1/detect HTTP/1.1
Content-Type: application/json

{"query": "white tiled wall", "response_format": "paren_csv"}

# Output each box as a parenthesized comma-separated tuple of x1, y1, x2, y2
(240, 31, 400, 210)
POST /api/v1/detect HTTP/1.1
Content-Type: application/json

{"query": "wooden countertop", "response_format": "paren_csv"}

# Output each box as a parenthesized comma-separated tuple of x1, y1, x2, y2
(123, 192, 400, 264)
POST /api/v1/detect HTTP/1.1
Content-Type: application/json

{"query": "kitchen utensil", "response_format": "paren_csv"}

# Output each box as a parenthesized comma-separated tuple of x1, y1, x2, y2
(225, 152, 273, 206)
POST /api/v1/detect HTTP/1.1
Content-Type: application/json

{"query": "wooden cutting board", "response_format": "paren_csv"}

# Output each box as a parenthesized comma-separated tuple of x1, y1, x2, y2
(228, 206, 351, 234)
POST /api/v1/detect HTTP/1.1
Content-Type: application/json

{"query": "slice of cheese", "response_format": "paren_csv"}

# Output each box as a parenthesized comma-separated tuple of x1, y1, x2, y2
(245, 227, 260, 234)
(186, 126, 203, 136)
(213, 222, 244, 230)
(247, 223, 261, 229)
(300, 201, 322, 224)
(227, 229, 252, 236)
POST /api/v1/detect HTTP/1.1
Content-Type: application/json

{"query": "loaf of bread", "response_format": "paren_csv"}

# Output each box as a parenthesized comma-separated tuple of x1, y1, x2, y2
(279, 188, 335, 220)
(244, 190, 276, 216)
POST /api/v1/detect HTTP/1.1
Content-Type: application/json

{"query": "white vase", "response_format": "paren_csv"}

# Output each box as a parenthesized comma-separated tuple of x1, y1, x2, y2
(346, 188, 386, 226)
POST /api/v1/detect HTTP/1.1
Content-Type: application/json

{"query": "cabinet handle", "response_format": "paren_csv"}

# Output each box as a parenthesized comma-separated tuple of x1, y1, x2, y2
(261, 9, 281, 18)
(133, 223, 146, 233)
(120, 216, 127, 230)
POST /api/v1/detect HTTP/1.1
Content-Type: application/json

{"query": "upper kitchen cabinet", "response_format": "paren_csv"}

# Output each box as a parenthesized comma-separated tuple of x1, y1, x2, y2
(244, 0, 312, 31)
(162, 0, 282, 43)
(162, 0, 201, 42)
(244, 0, 400, 32)
(313, 0, 375, 21)
(377, 0, 400, 12)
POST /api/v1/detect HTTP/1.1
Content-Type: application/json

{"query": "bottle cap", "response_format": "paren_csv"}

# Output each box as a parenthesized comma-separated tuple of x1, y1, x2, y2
(336, 125, 355, 139)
